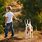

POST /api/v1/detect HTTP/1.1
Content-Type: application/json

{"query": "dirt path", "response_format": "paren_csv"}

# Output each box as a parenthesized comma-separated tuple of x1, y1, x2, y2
(0, 31, 42, 42)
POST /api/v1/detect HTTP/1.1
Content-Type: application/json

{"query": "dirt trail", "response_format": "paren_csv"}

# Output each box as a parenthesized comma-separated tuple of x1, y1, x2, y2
(0, 31, 42, 42)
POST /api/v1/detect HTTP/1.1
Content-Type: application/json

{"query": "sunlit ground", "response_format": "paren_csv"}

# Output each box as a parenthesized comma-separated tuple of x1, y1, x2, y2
(0, 31, 42, 42)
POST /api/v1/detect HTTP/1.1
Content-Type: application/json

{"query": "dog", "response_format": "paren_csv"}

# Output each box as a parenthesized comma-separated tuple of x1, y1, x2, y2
(25, 19, 33, 39)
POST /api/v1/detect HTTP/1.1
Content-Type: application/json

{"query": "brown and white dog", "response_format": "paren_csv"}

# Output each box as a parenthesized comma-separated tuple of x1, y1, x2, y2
(25, 19, 33, 39)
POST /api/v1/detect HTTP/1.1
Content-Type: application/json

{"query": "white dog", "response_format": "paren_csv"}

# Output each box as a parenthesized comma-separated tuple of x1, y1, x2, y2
(25, 19, 33, 39)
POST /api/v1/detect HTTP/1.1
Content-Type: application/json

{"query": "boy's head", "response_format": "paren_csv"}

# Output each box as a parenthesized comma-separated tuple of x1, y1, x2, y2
(6, 6, 12, 12)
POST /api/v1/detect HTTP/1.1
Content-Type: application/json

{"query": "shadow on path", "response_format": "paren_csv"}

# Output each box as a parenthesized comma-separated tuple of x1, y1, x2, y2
(0, 37, 23, 42)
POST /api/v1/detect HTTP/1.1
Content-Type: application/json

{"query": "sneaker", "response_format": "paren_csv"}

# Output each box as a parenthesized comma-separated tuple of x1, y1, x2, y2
(4, 36, 8, 39)
(12, 36, 14, 38)
(11, 35, 14, 38)
(4, 36, 7, 38)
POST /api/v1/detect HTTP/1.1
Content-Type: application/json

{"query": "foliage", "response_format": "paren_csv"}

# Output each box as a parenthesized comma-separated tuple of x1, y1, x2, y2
(0, 0, 42, 33)
(18, 0, 42, 30)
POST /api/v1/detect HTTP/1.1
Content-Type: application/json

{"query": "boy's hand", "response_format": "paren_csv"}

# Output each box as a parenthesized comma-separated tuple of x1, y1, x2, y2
(18, 19, 22, 22)
(5, 23, 7, 26)
(16, 18, 22, 22)
(16, 18, 20, 22)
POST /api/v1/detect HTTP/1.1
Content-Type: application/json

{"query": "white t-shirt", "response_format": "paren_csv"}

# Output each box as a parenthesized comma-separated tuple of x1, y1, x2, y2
(4, 12, 14, 23)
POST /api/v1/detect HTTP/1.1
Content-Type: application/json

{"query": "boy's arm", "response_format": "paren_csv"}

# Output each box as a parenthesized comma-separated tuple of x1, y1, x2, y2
(4, 16, 8, 24)
(13, 15, 19, 21)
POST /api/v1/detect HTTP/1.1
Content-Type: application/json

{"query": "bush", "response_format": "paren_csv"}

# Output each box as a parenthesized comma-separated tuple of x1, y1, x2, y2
(0, 25, 4, 34)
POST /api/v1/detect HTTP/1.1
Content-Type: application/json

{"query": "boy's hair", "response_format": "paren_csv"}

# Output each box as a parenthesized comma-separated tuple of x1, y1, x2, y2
(6, 6, 12, 11)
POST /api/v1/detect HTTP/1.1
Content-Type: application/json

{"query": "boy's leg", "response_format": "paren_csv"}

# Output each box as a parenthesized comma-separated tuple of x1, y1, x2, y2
(10, 22, 14, 36)
(4, 24, 8, 37)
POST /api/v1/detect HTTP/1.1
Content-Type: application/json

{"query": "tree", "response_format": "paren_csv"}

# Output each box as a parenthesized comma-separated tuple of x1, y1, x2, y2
(18, 0, 42, 30)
